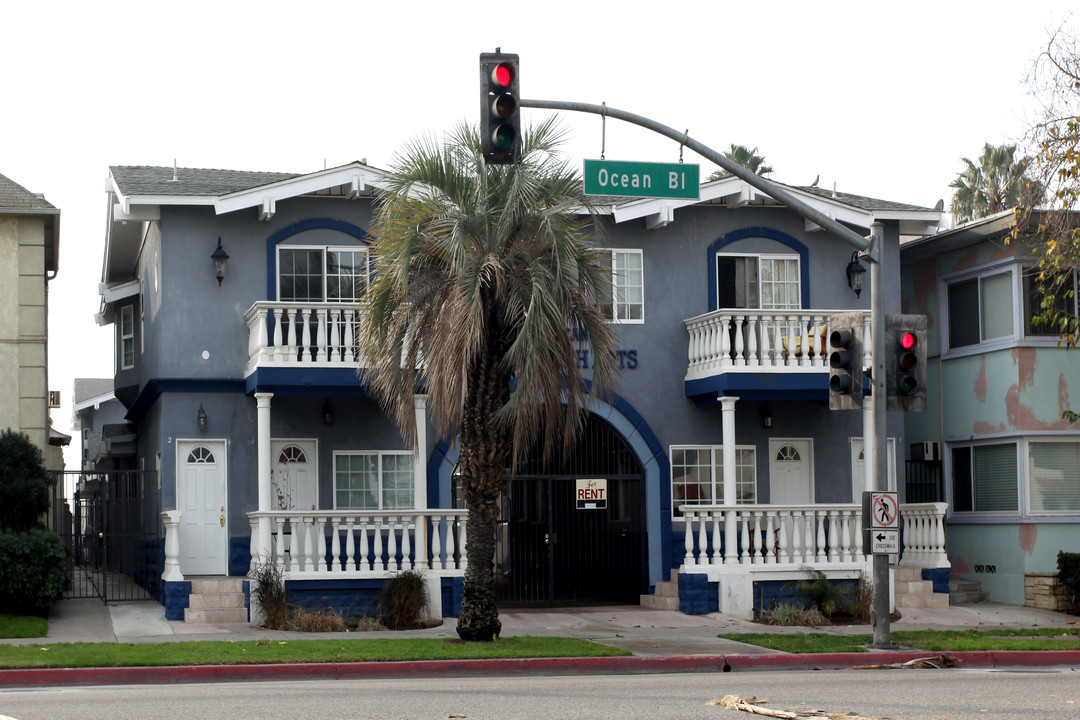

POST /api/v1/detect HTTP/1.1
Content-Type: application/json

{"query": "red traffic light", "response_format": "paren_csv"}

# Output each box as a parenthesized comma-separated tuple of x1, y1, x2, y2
(492, 62, 515, 88)
(900, 331, 916, 350)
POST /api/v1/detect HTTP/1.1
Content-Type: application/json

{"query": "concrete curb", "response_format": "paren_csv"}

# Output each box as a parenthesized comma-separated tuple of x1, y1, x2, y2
(2, 651, 1078, 688)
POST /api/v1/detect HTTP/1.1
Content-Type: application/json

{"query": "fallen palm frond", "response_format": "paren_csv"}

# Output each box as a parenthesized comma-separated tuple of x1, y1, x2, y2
(710, 694, 957, 720)
(846, 654, 960, 670)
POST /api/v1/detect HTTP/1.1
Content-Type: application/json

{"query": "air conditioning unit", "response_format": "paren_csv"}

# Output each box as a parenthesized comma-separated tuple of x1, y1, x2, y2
(912, 441, 941, 461)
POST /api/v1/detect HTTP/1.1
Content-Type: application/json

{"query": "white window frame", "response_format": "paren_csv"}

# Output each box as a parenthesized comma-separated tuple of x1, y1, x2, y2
(1025, 437, 1080, 517)
(670, 444, 756, 518)
(599, 248, 644, 324)
(1022, 265, 1079, 341)
(716, 252, 801, 310)
(277, 244, 372, 303)
(120, 304, 135, 370)
(947, 439, 1020, 516)
(333, 450, 414, 510)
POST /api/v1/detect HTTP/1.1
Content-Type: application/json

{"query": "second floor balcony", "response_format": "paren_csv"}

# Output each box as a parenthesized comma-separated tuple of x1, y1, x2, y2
(683, 308, 871, 403)
(244, 301, 365, 378)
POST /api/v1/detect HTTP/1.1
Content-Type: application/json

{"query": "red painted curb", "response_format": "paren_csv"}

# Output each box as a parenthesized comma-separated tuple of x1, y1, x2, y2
(0, 651, 1076, 688)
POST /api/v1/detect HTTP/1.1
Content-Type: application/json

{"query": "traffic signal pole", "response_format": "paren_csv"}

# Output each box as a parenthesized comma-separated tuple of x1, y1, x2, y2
(519, 96, 891, 646)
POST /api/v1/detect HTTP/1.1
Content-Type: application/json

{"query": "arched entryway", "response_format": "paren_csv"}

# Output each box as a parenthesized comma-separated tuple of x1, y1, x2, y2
(492, 414, 647, 605)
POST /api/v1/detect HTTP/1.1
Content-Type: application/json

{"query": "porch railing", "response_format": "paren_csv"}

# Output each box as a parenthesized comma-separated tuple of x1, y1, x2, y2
(242, 510, 469, 580)
(244, 301, 365, 373)
(678, 501, 947, 576)
(684, 309, 871, 380)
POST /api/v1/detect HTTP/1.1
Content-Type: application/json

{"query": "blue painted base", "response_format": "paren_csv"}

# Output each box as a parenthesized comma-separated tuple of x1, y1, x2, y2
(922, 567, 950, 595)
(442, 576, 464, 618)
(752, 578, 860, 618)
(230, 537, 251, 577)
(678, 573, 718, 615)
(160, 580, 191, 621)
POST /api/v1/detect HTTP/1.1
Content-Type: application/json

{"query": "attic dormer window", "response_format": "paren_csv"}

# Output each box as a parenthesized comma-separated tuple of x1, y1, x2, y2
(278, 246, 372, 302)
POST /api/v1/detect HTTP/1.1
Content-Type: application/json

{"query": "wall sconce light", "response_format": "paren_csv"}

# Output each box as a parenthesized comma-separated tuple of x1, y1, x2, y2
(211, 237, 230, 286)
(846, 251, 867, 298)
(763, 407, 773, 429)
(197, 404, 208, 432)
(323, 400, 334, 425)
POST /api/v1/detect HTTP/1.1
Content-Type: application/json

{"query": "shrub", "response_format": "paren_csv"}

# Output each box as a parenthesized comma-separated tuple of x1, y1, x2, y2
(0, 429, 51, 532)
(291, 607, 347, 632)
(795, 566, 854, 619)
(250, 561, 289, 630)
(0, 528, 66, 613)
(758, 602, 827, 627)
(377, 569, 428, 630)
(1058, 551, 1080, 603)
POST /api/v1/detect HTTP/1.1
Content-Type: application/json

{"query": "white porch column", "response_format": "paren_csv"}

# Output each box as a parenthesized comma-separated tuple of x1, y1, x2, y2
(256, 392, 274, 562)
(721, 396, 738, 562)
(413, 394, 428, 511)
(161, 510, 184, 582)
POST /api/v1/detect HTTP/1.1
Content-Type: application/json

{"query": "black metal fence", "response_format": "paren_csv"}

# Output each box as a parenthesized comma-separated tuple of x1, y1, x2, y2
(905, 460, 944, 503)
(50, 471, 161, 603)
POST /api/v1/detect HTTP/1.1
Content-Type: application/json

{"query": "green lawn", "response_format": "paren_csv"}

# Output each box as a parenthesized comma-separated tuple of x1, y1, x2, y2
(0, 636, 629, 669)
(718, 627, 1080, 654)
(0, 614, 47, 639)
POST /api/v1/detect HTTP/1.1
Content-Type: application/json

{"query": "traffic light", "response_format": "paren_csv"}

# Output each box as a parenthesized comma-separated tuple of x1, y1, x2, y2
(828, 311, 864, 410)
(479, 52, 520, 165)
(885, 314, 927, 412)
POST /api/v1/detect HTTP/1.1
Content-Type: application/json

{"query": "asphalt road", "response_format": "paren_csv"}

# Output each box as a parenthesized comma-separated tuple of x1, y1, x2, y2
(1, 668, 1076, 720)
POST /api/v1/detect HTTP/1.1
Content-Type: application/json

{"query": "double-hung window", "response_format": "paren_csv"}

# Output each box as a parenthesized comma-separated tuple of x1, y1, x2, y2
(278, 246, 371, 303)
(1027, 440, 1080, 513)
(334, 451, 414, 510)
(670, 445, 756, 516)
(946, 268, 1015, 350)
(716, 253, 800, 310)
(598, 248, 643, 323)
(120, 305, 135, 370)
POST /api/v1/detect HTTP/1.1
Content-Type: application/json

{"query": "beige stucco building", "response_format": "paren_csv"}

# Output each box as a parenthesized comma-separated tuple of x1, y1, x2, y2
(0, 172, 60, 467)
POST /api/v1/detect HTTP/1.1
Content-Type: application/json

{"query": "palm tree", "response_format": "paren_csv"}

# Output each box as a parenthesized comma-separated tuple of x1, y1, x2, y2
(949, 142, 1045, 223)
(359, 119, 620, 641)
(707, 144, 774, 181)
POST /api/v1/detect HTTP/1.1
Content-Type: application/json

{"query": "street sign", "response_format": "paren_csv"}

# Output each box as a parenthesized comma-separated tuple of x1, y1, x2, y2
(576, 478, 607, 510)
(584, 160, 700, 199)
(870, 529, 899, 554)
(870, 491, 899, 529)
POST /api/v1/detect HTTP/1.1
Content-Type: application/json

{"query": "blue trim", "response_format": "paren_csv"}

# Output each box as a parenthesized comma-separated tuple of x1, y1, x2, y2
(685, 372, 828, 405)
(245, 367, 371, 397)
(126, 378, 247, 422)
(707, 227, 811, 311)
(160, 580, 191, 621)
(266, 218, 372, 301)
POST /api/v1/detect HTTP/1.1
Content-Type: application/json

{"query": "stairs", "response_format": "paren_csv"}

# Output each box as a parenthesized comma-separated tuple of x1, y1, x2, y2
(184, 577, 249, 623)
(640, 569, 680, 610)
(893, 566, 949, 609)
(949, 576, 990, 605)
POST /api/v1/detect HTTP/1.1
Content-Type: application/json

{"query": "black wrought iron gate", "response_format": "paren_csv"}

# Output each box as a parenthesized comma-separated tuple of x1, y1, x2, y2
(494, 416, 647, 605)
(53, 471, 160, 602)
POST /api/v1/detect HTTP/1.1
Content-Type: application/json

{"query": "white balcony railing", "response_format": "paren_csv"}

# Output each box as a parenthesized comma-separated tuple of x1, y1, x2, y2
(678, 502, 948, 577)
(244, 301, 364, 374)
(684, 309, 871, 381)
(244, 509, 468, 580)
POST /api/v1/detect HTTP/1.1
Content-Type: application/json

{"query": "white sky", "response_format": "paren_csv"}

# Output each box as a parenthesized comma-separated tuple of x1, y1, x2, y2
(2, 0, 1074, 467)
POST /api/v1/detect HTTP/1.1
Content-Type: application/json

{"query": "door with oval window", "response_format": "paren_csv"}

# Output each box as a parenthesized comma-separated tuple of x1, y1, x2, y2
(271, 440, 318, 512)
(177, 440, 228, 576)
(769, 438, 813, 504)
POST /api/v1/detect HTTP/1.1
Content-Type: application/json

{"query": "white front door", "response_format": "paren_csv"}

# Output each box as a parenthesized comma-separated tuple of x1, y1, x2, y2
(177, 440, 228, 576)
(271, 440, 318, 511)
(769, 438, 813, 504)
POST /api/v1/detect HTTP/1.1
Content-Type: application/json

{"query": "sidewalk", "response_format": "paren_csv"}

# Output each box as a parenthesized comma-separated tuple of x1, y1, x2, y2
(1, 598, 1077, 686)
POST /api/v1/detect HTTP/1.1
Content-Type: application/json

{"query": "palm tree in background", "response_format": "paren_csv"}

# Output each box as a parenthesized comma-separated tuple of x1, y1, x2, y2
(708, 144, 775, 181)
(949, 142, 1045, 223)
(359, 118, 620, 641)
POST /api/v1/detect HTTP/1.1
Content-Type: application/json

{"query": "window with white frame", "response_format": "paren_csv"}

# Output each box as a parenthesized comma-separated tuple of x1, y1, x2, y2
(278, 246, 371, 303)
(950, 442, 1018, 513)
(946, 269, 1014, 349)
(120, 305, 135, 370)
(716, 253, 800, 310)
(1024, 268, 1078, 337)
(334, 452, 413, 510)
(598, 248, 643, 323)
(670, 445, 756, 516)
(1028, 440, 1080, 513)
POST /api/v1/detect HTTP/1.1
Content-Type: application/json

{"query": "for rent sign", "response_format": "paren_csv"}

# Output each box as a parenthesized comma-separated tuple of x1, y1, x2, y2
(576, 478, 608, 510)
(584, 160, 700, 199)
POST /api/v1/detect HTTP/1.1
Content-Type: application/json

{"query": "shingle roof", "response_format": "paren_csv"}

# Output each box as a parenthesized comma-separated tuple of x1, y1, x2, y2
(792, 185, 936, 213)
(73, 378, 115, 404)
(0, 172, 56, 210)
(110, 166, 300, 198)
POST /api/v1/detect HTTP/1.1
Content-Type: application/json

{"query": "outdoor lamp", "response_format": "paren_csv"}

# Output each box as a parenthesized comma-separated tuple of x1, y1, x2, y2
(763, 407, 773, 429)
(211, 237, 230, 286)
(846, 251, 867, 298)
(323, 400, 334, 425)
(197, 404, 208, 432)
